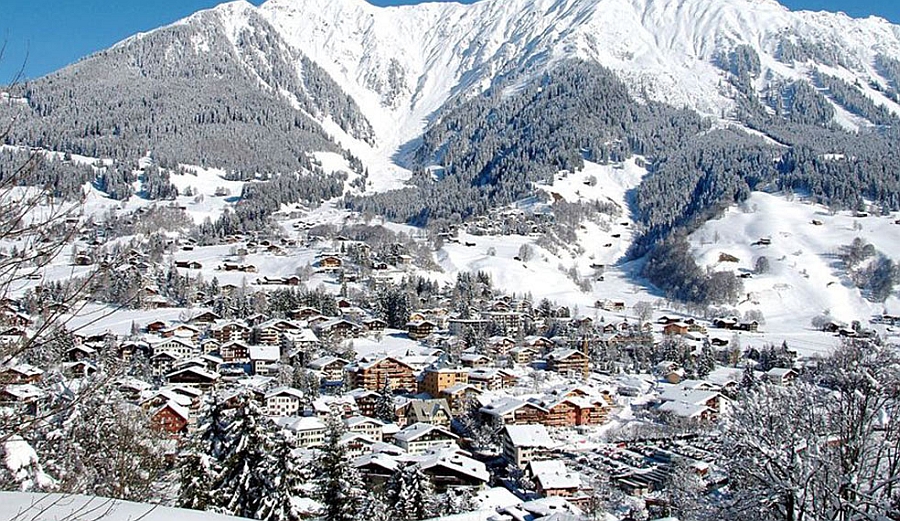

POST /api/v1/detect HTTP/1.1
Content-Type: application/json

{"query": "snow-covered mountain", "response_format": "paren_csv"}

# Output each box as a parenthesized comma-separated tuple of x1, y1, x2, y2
(250, 0, 900, 149)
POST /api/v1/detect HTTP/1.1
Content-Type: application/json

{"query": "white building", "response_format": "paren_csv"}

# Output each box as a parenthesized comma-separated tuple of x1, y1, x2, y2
(264, 387, 305, 417)
(501, 424, 556, 468)
(393, 422, 458, 455)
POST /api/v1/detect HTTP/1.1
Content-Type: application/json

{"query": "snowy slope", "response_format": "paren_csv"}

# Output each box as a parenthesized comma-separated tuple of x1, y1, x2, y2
(0, 492, 249, 521)
(257, 0, 900, 150)
(689, 192, 900, 353)
(433, 159, 649, 315)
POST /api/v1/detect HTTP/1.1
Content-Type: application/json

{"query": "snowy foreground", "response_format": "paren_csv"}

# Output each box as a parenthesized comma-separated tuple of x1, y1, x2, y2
(0, 492, 249, 521)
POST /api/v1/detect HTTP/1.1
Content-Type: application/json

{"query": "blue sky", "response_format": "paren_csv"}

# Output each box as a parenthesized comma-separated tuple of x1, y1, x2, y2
(0, 0, 898, 82)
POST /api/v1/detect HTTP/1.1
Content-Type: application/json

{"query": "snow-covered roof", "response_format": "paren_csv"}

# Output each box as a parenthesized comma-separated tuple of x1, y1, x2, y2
(156, 400, 190, 421)
(393, 422, 458, 443)
(659, 388, 723, 406)
(658, 400, 711, 418)
(417, 451, 489, 483)
(265, 387, 304, 400)
(308, 356, 348, 369)
(281, 416, 326, 433)
(535, 471, 581, 491)
(1, 384, 45, 401)
(141, 389, 192, 407)
(5, 364, 43, 377)
(165, 366, 220, 381)
(249, 345, 280, 361)
(503, 424, 555, 449)
(481, 397, 547, 417)
(284, 329, 320, 343)
(344, 415, 385, 428)
(527, 459, 568, 477)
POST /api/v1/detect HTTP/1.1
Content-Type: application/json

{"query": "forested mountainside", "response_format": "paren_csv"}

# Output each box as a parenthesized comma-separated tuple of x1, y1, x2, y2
(0, 2, 372, 180)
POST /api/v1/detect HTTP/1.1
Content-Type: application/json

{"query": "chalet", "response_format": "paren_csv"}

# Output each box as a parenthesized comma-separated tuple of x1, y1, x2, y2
(249, 345, 280, 376)
(175, 260, 203, 270)
(393, 422, 459, 455)
(256, 276, 287, 286)
(280, 417, 327, 448)
(258, 319, 304, 345)
(353, 453, 400, 485)
(200, 338, 221, 355)
(344, 357, 416, 392)
(145, 320, 168, 333)
(165, 366, 220, 390)
(362, 318, 388, 333)
(344, 416, 385, 442)
(530, 461, 590, 506)
(312, 396, 359, 419)
(150, 351, 180, 376)
(659, 387, 729, 419)
(151, 402, 190, 434)
(523, 336, 556, 352)
(468, 368, 518, 391)
(63, 360, 99, 379)
(663, 322, 690, 336)
(398, 399, 453, 428)
(289, 307, 323, 321)
(340, 433, 379, 459)
(487, 336, 516, 357)
(317, 256, 343, 270)
(658, 401, 714, 421)
(440, 383, 483, 416)
(712, 316, 740, 330)
(161, 324, 201, 342)
(0, 327, 27, 345)
(546, 349, 590, 380)
(220, 341, 251, 363)
(765, 367, 798, 385)
(0, 364, 44, 384)
(418, 452, 490, 491)
(0, 384, 47, 417)
(406, 320, 438, 340)
(152, 337, 197, 360)
(501, 424, 556, 468)
(480, 397, 548, 427)
(597, 300, 626, 312)
(264, 387, 305, 417)
(187, 310, 220, 325)
(315, 319, 363, 340)
(459, 353, 491, 368)
(115, 377, 152, 401)
(509, 346, 540, 366)
(308, 356, 350, 384)
(221, 263, 257, 273)
(348, 389, 382, 418)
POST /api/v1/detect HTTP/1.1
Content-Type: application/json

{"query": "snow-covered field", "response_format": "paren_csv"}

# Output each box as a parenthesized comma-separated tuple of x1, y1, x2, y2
(689, 192, 900, 354)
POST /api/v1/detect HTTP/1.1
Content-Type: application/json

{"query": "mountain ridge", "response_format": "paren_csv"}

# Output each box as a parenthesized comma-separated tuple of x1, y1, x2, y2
(255, 0, 900, 149)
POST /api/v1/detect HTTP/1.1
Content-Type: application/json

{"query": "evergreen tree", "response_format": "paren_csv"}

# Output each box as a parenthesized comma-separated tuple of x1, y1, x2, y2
(316, 413, 365, 521)
(740, 364, 757, 391)
(255, 430, 312, 521)
(373, 379, 396, 423)
(178, 452, 218, 511)
(212, 396, 273, 518)
(384, 462, 437, 521)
